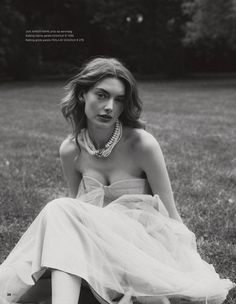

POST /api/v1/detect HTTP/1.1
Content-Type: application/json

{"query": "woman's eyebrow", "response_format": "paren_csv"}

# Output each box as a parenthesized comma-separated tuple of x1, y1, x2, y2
(95, 88, 108, 93)
(95, 87, 125, 97)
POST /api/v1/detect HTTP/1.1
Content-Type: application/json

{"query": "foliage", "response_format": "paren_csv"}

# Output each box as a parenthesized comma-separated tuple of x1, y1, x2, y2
(1, 0, 236, 77)
(182, 0, 236, 47)
(15, 0, 89, 65)
(0, 0, 28, 78)
(86, 0, 185, 75)
(182, 0, 236, 72)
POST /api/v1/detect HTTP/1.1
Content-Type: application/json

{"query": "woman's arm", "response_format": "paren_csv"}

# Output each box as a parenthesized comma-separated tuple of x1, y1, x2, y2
(137, 131, 182, 222)
(59, 137, 82, 198)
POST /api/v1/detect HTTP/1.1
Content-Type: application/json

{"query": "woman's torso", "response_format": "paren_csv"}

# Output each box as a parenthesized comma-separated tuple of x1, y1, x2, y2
(74, 127, 147, 187)
(77, 174, 152, 207)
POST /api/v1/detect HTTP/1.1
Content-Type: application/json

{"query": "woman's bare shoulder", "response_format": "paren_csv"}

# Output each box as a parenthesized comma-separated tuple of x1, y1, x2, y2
(124, 128, 160, 151)
(59, 135, 80, 160)
(124, 128, 163, 170)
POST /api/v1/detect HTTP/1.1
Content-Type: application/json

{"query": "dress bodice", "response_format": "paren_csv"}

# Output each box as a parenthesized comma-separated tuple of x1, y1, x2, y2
(76, 175, 152, 207)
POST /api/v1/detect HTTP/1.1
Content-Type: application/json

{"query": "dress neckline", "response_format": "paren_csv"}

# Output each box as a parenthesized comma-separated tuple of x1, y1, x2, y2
(82, 175, 147, 188)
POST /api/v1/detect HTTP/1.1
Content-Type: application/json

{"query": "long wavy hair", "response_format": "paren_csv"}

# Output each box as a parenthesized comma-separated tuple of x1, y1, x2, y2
(61, 57, 145, 146)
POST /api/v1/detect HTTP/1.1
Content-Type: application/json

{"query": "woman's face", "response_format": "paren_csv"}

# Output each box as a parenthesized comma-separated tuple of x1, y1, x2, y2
(83, 77, 125, 128)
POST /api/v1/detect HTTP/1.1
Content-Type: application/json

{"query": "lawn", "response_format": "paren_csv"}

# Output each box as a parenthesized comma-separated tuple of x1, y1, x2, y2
(0, 78, 235, 303)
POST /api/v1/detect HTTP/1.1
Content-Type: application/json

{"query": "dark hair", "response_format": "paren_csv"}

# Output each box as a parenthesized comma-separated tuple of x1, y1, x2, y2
(61, 57, 145, 145)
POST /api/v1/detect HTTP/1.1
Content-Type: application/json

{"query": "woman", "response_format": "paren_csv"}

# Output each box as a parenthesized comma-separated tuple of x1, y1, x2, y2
(0, 57, 234, 304)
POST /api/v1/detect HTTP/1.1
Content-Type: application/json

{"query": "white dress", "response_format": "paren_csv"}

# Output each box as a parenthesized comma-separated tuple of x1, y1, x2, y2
(0, 175, 234, 304)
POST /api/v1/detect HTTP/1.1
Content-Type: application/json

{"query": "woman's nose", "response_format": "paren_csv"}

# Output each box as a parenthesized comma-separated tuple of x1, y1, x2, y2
(104, 98, 114, 112)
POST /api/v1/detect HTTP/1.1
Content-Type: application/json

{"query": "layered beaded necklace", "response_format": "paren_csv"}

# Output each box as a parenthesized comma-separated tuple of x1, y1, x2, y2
(78, 120, 122, 158)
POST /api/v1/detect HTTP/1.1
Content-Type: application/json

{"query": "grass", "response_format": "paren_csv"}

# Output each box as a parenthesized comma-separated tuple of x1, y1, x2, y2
(0, 78, 235, 303)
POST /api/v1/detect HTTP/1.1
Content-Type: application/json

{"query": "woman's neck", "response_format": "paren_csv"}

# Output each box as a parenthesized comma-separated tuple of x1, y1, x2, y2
(87, 122, 116, 149)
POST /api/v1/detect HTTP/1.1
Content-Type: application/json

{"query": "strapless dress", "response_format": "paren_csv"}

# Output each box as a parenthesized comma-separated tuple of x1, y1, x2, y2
(0, 176, 234, 304)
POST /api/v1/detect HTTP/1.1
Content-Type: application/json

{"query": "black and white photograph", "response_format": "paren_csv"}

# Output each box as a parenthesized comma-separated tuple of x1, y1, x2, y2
(0, 1, 236, 304)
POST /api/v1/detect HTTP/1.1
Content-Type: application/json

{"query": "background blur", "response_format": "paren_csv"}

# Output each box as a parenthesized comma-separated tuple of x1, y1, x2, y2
(1, 0, 236, 80)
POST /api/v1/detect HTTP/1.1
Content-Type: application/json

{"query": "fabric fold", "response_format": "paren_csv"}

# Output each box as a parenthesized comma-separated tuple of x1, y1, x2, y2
(0, 176, 234, 304)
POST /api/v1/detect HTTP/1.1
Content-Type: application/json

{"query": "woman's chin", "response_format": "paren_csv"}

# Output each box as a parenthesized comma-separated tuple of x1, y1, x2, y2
(94, 118, 116, 128)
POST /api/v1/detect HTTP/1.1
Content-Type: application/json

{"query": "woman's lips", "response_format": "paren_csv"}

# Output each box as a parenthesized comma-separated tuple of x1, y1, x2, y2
(98, 114, 113, 121)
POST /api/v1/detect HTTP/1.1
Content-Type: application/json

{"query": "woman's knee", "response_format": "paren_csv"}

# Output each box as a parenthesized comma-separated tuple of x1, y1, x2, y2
(42, 197, 80, 221)
(43, 198, 70, 214)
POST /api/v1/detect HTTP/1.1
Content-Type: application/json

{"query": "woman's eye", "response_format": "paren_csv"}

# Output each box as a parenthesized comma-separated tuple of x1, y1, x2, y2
(97, 92, 106, 99)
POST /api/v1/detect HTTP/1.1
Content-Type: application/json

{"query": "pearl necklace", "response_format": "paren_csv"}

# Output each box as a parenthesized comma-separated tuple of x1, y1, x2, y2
(78, 120, 122, 158)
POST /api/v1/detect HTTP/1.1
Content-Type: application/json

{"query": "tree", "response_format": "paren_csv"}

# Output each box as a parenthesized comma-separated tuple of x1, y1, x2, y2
(182, 0, 236, 71)
(86, 0, 186, 75)
(183, 0, 236, 46)
(15, 0, 90, 72)
(0, 0, 28, 79)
